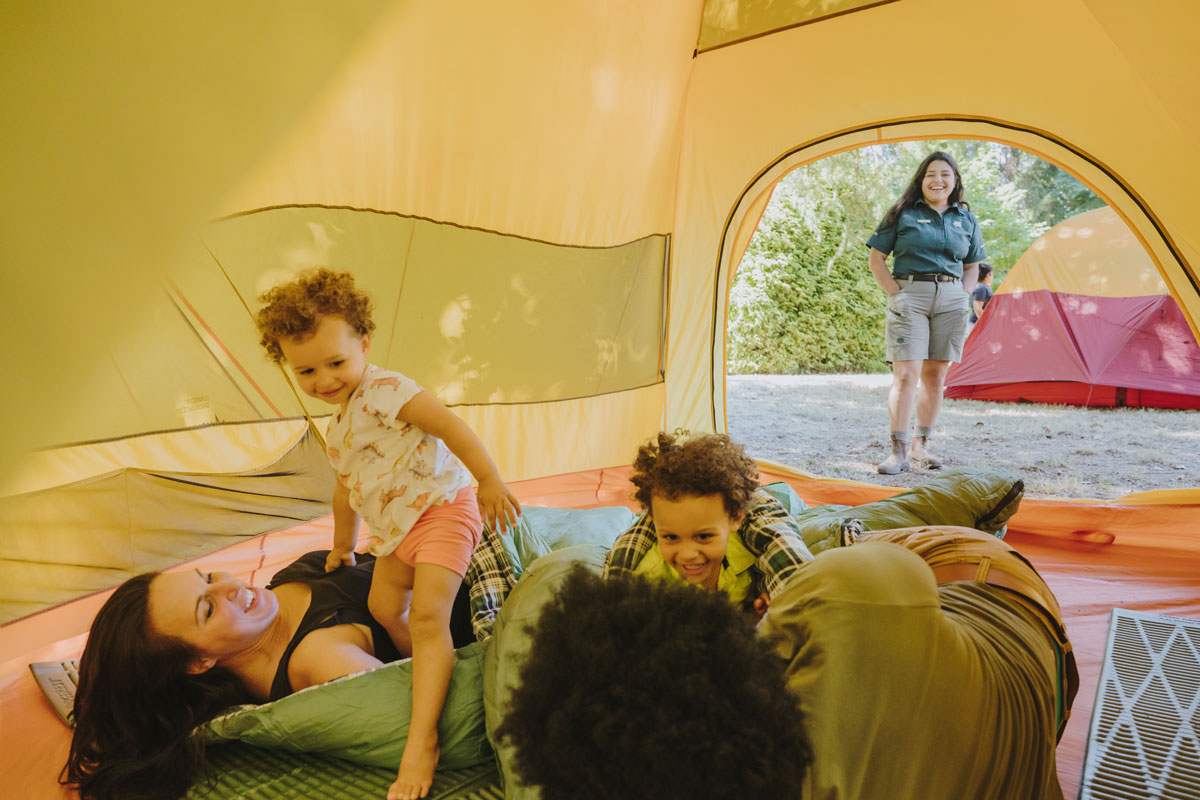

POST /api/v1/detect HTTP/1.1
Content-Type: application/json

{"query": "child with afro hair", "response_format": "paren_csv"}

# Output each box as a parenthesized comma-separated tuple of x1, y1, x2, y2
(605, 431, 812, 618)
(496, 567, 812, 800)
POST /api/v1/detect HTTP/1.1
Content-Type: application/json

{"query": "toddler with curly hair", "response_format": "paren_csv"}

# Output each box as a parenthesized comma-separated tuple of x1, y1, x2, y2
(256, 268, 520, 800)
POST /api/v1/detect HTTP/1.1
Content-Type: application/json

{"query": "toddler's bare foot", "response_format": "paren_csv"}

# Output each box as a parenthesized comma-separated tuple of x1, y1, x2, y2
(388, 740, 439, 800)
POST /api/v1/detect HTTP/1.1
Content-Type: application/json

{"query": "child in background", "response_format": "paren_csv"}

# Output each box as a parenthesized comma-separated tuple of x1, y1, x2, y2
(256, 268, 521, 800)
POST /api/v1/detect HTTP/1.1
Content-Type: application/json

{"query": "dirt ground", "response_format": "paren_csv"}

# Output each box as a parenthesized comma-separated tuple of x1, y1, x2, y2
(726, 374, 1200, 501)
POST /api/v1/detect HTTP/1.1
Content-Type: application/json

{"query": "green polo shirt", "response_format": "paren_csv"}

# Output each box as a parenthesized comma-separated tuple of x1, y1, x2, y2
(866, 201, 986, 278)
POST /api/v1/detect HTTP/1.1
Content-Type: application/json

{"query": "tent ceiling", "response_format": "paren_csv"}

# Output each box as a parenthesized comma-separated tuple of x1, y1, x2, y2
(3, 0, 1199, 502)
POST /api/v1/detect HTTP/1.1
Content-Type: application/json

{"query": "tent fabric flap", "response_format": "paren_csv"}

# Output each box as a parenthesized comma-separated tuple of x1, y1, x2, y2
(0, 429, 334, 623)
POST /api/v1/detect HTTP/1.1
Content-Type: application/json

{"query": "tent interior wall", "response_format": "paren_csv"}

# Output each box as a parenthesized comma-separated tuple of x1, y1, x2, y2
(2, 0, 1199, 797)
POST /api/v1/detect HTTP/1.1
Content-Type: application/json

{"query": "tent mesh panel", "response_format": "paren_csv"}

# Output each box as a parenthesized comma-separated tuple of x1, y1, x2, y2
(1079, 608, 1200, 799)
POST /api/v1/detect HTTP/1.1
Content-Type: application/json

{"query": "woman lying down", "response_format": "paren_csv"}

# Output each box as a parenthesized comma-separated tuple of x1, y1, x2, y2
(63, 550, 474, 800)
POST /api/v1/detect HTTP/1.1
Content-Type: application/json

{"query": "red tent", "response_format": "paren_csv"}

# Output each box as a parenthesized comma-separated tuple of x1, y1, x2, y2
(945, 207, 1200, 408)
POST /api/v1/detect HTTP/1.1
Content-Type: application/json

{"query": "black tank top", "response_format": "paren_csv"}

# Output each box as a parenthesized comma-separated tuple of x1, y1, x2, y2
(265, 551, 474, 700)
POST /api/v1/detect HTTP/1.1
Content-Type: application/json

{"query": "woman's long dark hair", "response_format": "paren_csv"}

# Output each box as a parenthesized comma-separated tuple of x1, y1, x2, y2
(881, 150, 968, 229)
(62, 573, 254, 800)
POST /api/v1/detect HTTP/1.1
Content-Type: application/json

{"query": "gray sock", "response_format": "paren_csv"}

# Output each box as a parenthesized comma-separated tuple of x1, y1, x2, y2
(915, 426, 934, 439)
(891, 430, 911, 443)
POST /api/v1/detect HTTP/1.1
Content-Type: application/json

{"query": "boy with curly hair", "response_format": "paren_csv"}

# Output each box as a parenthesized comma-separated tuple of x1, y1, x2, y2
(256, 268, 521, 800)
(605, 431, 813, 617)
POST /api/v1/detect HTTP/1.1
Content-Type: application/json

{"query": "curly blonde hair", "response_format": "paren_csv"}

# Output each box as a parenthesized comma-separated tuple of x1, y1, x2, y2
(630, 432, 760, 520)
(254, 268, 376, 363)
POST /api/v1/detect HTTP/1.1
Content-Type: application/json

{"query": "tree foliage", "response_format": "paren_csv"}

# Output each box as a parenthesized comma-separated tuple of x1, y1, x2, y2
(728, 141, 1102, 374)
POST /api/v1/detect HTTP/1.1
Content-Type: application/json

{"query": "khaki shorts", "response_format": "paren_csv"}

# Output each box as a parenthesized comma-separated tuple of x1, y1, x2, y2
(885, 276, 970, 362)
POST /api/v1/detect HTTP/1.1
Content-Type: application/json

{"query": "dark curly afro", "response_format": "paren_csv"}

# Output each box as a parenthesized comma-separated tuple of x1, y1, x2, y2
(631, 432, 760, 520)
(255, 268, 376, 363)
(496, 568, 811, 800)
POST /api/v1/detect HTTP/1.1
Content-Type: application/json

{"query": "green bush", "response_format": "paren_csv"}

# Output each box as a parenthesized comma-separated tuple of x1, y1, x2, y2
(728, 164, 888, 374)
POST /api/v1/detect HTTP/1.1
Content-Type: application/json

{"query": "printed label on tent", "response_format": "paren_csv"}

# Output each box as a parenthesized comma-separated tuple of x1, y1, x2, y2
(177, 395, 216, 427)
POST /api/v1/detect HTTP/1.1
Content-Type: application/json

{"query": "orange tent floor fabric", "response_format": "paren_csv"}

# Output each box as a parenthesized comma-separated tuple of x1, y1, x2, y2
(4, 466, 1198, 799)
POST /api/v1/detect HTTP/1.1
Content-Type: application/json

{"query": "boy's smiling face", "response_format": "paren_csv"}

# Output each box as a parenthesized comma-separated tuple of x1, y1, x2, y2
(650, 493, 740, 591)
(278, 315, 370, 410)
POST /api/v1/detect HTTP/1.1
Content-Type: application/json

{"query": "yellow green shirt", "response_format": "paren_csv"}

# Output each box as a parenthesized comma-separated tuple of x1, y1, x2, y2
(633, 530, 758, 604)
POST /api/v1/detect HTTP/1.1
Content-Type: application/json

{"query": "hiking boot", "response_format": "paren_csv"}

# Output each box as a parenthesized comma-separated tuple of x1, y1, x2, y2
(910, 435, 943, 470)
(877, 435, 911, 475)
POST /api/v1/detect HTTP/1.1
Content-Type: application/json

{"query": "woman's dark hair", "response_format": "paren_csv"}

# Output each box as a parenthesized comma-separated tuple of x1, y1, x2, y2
(62, 573, 253, 800)
(978, 262, 994, 279)
(881, 150, 968, 229)
(631, 432, 759, 520)
(497, 568, 812, 800)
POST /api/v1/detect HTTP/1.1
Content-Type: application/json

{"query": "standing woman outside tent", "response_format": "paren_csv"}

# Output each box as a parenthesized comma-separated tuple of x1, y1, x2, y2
(866, 152, 985, 473)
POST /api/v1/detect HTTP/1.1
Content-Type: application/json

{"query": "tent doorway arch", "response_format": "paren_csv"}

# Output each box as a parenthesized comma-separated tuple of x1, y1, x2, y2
(708, 117, 1200, 437)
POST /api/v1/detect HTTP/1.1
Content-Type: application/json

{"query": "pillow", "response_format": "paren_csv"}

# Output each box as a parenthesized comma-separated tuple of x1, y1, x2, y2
(495, 505, 636, 578)
(203, 640, 492, 771)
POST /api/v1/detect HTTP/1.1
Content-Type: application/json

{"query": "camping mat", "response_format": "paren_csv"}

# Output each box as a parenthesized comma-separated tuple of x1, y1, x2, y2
(1078, 608, 1200, 799)
(187, 743, 503, 800)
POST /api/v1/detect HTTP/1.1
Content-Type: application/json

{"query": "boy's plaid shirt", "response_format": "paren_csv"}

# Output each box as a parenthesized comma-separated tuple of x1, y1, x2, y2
(466, 489, 814, 638)
(603, 488, 814, 598)
(465, 525, 518, 640)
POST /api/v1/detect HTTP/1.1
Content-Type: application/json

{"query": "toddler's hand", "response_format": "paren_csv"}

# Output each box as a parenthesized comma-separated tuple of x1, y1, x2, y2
(477, 478, 522, 535)
(325, 547, 356, 572)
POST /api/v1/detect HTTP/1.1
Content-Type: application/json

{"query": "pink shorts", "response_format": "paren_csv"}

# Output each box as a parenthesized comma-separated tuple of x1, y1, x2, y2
(391, 487, 482, 576)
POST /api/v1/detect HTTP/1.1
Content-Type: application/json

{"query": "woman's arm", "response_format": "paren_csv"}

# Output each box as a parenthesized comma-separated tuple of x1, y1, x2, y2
(869, 248, 901, 295)
(287, 625, 385, 692)
(398, 390, 521, 532)
(962, 262, 980, 296)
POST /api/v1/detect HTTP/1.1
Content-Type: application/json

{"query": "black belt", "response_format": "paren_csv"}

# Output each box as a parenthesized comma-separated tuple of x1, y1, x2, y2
(898, 273, 957, 283)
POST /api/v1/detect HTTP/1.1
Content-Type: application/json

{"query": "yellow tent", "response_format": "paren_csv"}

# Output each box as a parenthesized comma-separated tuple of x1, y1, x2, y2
(3, 0, 1198, 619)
(3, 4, 1200, 797)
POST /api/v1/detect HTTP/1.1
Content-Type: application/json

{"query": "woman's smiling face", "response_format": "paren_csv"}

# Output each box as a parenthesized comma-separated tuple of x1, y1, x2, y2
(650, 493, 740, 591)
(921, 159, 957, 208)
(147, 569, 279, 670)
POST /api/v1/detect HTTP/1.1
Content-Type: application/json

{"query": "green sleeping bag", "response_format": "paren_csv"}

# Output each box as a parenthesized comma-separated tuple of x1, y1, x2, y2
(203, 640, 493, 771)
(484, 544, 609, 800)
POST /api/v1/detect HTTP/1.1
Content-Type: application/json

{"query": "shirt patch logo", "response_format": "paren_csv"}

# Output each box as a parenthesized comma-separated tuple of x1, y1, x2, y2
(953, 220, 963, 229)
(917, 219, 931, 224)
